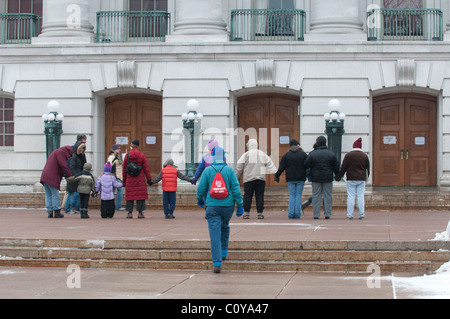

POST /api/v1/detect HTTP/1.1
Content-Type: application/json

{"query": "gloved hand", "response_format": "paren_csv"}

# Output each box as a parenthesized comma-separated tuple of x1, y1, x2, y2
(147, 180, 153, 186)
(236, 206, 244, 217)
(197, 199, 205, 208)
(274, 176, 280, 183)
(191, 177, 198, 185)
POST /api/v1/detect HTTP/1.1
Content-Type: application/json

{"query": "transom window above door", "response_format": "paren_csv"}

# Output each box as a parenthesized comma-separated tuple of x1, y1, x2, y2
(129, 0, 167, 11)
(254, 0, 295, 9)
(383, 0, 423, 9)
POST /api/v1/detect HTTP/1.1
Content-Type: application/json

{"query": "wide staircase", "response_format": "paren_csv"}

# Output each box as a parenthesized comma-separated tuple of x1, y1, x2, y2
(0, 238, 448, 273)
(0, 185, 449, 210)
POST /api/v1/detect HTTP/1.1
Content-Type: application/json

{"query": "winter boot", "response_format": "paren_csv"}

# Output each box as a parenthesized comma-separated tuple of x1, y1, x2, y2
(53, 209, 64, 218)
(47, 211, 53, 218)
(243, 211, 250, 219)
(80, 209, 90, 219)
(138, 211, 145, 219)
(257, 212, 264, 219)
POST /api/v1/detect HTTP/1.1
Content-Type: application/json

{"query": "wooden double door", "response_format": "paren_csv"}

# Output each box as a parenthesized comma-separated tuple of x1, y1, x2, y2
(105, 95, 162, 178)
(373, 94, 437, 187)
(238, 94, 300, 186)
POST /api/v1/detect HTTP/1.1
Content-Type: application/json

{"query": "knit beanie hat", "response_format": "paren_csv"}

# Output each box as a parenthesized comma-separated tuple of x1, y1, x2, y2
(112, 144, 120, 150)
(208, 139, 219, 151)
(83, 163, 92, 171)
(131, 140, 139, 148)
(104, 161, 112, 173)
(353, 137, 362, 149)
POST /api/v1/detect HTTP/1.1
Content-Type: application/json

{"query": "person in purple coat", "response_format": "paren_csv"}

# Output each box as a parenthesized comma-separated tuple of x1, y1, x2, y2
(95, 162, 123, 218)
(40, 146, 74, 218)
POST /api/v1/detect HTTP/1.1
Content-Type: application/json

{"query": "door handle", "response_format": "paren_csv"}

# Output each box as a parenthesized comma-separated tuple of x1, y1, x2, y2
(406, 149, 409, 160)
(400, 149, 404, 160)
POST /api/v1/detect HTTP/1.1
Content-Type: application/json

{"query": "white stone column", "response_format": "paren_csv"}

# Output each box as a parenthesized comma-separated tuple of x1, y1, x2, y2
(166, 0, 227, 42)
(306, 0, 365, 40)
(33, 0, 94, 44)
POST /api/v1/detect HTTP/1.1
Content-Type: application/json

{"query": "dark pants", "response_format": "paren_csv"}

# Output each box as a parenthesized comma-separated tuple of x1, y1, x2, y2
(163, 191, 176, 216)
(243, 179, 265, 213)
(79, 193, 90, 210)
(101, 199, 115, 218)
(126, 199, 146, 212)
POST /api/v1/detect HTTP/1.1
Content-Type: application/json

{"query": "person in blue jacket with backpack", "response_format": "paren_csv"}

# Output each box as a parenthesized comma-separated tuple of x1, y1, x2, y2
(196, 146, 244, 273)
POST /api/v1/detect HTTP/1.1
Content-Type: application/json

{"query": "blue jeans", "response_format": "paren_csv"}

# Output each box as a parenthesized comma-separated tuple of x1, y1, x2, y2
(44, 183, 61, 213)
(115, 185, 124, 209)
(287, 181, 305, 219)
(205, 206, 234, 267)
(346, 180, 366, 218)
(65, 192, 80, 212)
(163, 191, 176, 216)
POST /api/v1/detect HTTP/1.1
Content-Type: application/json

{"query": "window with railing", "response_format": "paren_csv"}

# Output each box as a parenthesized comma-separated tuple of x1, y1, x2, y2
(1, 0, 42, 44)
(0, 98, 14, 147)
(367, 0, 443, 41)
(231, 0, 304, 41)
(97, 0, 169, 43)
(231, 9, 305, 41)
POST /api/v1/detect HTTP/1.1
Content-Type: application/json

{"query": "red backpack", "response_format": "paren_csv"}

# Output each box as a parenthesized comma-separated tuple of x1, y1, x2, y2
(209, 166, 229, 199)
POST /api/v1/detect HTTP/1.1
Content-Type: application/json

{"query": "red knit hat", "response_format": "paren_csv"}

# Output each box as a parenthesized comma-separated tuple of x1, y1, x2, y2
(353, 138, 362, 149)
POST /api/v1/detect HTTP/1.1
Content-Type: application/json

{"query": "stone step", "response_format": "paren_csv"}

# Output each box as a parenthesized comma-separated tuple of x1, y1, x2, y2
(1, 189, 449, 210)
(0, 238, 448, 273)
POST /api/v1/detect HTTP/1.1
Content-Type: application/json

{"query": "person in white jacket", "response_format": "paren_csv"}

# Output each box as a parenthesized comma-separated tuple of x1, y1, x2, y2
(235, 139, 277, 219)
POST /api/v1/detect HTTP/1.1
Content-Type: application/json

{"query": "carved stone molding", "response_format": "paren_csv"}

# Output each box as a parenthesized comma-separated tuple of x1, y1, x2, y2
(117, 61, 136, 88)
(397, 59, 415, 87)
(256, 59, 274, 87)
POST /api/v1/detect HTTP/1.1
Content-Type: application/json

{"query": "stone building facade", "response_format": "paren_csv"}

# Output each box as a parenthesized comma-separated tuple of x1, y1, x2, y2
(1, 0, 450, 192)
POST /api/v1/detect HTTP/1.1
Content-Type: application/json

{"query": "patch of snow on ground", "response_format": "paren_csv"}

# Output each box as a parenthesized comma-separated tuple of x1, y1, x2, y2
(393, 261, 450, 299)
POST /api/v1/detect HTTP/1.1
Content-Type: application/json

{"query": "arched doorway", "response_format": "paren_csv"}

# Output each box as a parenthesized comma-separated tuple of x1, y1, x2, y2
(373, 93, 437, 186)
(105, 94, 162, 178)
(237, 94, 300, 187)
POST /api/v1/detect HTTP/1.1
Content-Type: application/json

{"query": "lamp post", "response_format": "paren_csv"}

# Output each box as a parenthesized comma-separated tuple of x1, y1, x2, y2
(181, 99, 203, 178)
(42, 100, 64, 158)
(324, 99, 345, 165)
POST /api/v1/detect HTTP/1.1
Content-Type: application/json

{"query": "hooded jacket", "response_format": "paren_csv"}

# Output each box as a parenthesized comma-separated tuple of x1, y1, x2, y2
(40, 146, 73, 190)
(275, 145, 308, 182)
(235, 139, 277, 183)
(151, 158, 191, 192)
(304, 136, 340, 183)
(95, 165, 123, 200)
(196, 147, 243, 208)
(67, 143, 86, 193)
(74, 163, 96, 195)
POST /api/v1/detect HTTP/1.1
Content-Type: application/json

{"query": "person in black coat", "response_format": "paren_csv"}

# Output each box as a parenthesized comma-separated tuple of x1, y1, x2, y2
(274, 139, 308, 219)
(304, 136, 339, 219)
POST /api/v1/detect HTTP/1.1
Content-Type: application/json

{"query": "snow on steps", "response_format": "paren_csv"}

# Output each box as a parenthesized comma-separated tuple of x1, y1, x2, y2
(0, 238, 449, 273)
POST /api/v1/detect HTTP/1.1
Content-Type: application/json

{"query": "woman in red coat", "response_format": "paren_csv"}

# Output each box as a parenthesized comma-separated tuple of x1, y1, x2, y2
(122, 140, 152, 219)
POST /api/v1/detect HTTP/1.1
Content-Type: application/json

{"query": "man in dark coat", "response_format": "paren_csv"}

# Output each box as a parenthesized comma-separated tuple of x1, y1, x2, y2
(40, 146, 74, 218)
(122, 140, 152, 219)
(304, 136, 340, 219)
(274, 139, 308, 219)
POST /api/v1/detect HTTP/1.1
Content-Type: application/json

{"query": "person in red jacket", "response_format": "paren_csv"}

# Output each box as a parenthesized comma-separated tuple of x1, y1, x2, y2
(122, 140, 152, 219)
(40, 146, 74, 218)
(150, 158, 192, 219)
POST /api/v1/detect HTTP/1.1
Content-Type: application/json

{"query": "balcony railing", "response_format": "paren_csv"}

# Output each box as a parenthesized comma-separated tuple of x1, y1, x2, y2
(231, 9, 306, 41)
(0, 13, 41, 44)
(96, 11, 170, 43)
(367, 8, 443, 41)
